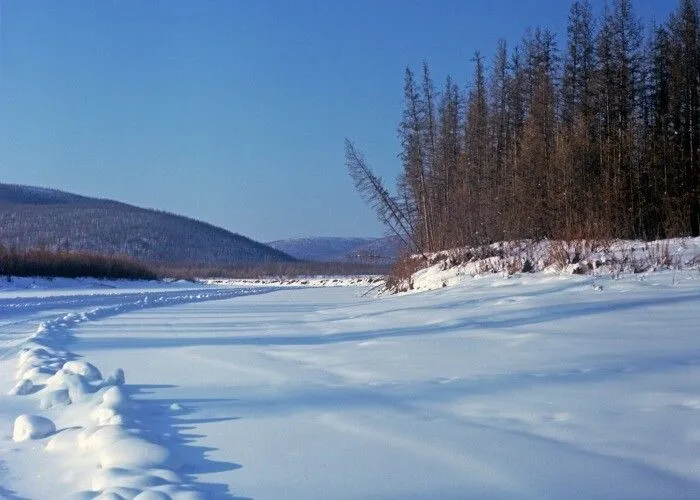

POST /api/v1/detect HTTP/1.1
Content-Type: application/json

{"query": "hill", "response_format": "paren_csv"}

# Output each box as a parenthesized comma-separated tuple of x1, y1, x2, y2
(267, 236, 402, 264)
(0, 184, 294, 266)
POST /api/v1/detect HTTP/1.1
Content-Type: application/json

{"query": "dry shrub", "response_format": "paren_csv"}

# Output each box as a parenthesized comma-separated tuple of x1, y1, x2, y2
(543, 241, 571, 270)
(608, 245, 656, 274)
(429, 244, 510, 268)
(602, 242, 680, 275)
(386, 237, 700, 294)
(644, 241, 678, 269)
(385, 254, 426, 292)
(687, 253, 700, 267)
(541, 240, 597, 272)
(503, 257, 525, 275)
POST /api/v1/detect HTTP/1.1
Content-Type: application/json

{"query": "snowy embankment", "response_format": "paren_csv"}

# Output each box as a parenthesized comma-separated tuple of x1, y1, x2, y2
(0, 283, 278, 499)
(393, 237, 700, 293)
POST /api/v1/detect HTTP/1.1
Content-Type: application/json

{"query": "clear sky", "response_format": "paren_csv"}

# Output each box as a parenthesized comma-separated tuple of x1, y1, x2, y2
(0, 0, 677, 242)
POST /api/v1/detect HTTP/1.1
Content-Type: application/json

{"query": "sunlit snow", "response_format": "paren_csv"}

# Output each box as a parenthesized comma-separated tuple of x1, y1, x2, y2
(1, 271, 699, 498)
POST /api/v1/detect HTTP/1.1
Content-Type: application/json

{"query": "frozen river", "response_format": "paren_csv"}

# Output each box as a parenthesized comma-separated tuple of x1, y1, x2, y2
(1, 273, 700, 499)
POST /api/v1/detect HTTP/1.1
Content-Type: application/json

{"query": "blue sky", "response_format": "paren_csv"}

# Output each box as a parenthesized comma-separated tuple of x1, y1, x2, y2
(0, 0, 677, 242)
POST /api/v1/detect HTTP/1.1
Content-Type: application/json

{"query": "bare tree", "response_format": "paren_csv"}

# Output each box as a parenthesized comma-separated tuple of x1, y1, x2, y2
(346, 0, 699, 255)
(345, 139, 419, 251)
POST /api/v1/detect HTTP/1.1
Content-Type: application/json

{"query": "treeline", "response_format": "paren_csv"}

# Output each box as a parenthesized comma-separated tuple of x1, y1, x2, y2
(0, 248, 158, 280)
(0, 248, 387, 281)
(348, 0, 700, 253)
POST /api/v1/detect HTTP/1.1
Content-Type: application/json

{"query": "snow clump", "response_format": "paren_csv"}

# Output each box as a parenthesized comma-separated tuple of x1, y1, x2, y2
(12, 414, 56, 441)
(7, 307, 201, 498)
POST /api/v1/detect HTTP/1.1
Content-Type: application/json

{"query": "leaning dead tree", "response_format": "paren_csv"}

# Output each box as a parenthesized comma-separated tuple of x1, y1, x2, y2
(344, 139, 420, 252)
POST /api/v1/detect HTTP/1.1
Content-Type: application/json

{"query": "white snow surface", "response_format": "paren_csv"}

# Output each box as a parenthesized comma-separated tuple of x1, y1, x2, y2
(203, 275, 381, 288)
(0, 271, 700, 498)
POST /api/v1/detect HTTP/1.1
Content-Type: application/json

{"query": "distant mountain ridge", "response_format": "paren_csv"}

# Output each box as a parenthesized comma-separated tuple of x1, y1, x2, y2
(267, 236, 402, 264)
(0, 183, 294, 266)
(0, 184, 101, 206)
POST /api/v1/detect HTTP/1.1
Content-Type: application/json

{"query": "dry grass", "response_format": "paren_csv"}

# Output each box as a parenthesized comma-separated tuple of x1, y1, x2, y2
(385, 254, 427, 292)
(644, 241, 678, 269)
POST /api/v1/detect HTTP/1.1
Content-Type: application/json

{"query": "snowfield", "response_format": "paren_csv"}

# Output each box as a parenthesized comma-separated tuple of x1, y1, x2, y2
(1, 270, 700, 499)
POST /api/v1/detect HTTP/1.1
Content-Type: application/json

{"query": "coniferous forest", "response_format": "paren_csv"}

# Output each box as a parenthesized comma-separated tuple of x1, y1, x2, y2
(347, 0, 700, 253)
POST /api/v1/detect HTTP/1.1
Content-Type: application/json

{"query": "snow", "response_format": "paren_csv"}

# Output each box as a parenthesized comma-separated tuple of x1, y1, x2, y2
(12, 414, 56, 441)
(401, 237, 700, 293)
(203, 275, 381, 288)
(62, 361, 103, 381)
(1, 264, 700, 498)
(0, 276, 203, 295)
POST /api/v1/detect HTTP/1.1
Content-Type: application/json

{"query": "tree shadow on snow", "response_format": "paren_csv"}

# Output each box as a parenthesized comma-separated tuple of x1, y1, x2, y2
(0, 485, 29, 500)
(126, 384, 250, 500)
(74, 290, 700, 353)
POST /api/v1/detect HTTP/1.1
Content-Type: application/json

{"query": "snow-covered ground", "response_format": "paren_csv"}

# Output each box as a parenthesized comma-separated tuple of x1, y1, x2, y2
(1, 270, 700, 498)
(202, 276, 381, 288)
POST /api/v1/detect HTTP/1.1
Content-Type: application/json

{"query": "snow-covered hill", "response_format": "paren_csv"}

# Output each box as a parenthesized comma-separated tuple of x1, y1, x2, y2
(0, 183, 294, 266)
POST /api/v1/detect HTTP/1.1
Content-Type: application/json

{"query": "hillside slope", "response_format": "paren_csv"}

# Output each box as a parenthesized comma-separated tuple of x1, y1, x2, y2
(267, 236, 402, 264)
(0, 184, 294, 266)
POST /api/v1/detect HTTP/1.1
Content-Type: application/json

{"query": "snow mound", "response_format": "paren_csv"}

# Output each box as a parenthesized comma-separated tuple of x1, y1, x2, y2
(101, 386, 129, 410)
(90, 466, 182, 492)
(91, 406, 124, 426)
(104, 368, 126, 386)
(12, 414, 56, 441)
(3, 288, 247, 497)
(99, 438, 177, 470)
(46, 427, 83, 452)
(11, 345, 191, 497)
(63, 360, 103, 381)
(8, 378, 35, 396)
(47, 369, 95, 402)
(39, 388, 71, 409)
(79, 425, 135, 451)
(133, 491, 171, 500)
